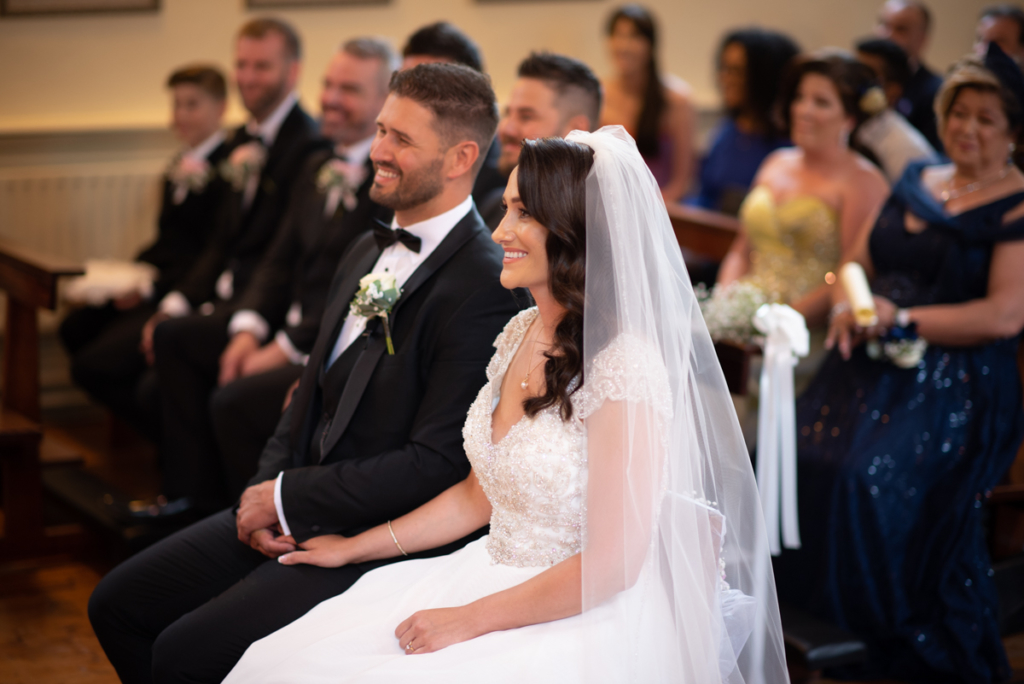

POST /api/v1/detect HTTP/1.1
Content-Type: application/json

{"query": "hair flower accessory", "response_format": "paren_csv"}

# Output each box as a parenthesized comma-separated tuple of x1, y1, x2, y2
(220, 141, 266, 191)
(859, 86, 888, 116)
(317, 158, 367, 212)
(349, 273, 401, 354)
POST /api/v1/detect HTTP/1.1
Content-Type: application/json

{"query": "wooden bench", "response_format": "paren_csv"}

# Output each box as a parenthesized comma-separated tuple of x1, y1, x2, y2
(0, 237, 85, 560)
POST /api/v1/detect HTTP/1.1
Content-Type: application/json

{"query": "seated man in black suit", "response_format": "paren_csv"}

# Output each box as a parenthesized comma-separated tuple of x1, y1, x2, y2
(400, 21, 506, 207)
(875, 0, 943, 150)
(89, 63, 522, 684)
(150, 38, 398, 512)
(60, 65, 231, 441)
(478, 52, 602, 229)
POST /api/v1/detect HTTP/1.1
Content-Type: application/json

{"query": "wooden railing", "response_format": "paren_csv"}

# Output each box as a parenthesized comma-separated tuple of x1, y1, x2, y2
(0, 237, 83, 559)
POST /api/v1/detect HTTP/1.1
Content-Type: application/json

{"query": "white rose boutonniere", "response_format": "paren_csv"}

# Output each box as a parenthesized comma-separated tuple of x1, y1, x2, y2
(317, 158, 367, 212)
(349, 273, 401, 354)
(168, 154, 212, 204)
(220, 141, 266, 191)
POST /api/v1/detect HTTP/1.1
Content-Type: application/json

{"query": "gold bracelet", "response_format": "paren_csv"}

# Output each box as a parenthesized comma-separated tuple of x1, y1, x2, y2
(387, 520, 408, 557)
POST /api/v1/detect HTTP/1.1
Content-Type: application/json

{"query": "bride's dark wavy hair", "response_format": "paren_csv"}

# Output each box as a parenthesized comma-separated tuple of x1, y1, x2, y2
(516, 137, 595, 421)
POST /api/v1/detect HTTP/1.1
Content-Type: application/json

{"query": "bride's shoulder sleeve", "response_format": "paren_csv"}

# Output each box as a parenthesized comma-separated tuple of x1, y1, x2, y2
(486, 307, 537, 382)
(575, 334, 673, 421)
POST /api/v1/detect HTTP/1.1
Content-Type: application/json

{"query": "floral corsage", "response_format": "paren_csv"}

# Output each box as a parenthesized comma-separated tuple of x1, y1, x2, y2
(866, 321, 928, 368)
(219, 141, 266, 191)
(317, 158, 366, 212)
(349, 273, 401, 354)
(168, 154, 212, 201)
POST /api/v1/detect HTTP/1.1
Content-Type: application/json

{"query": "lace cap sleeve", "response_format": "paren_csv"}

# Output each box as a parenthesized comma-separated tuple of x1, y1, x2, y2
(486, 308, 538, 382)
(574, 334, 673, 420)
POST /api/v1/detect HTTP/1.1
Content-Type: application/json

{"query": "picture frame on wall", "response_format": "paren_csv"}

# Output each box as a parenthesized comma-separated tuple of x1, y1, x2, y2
(0, 0, 159, 15)
(245, 0, 389, 7)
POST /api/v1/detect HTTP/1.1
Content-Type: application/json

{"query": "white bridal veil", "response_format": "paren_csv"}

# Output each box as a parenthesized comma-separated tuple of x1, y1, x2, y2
(571, 127, 789, 683)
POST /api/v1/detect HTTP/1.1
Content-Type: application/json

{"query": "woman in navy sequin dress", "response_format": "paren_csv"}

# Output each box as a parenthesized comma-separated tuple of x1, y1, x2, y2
(773, 51, 1024, 683)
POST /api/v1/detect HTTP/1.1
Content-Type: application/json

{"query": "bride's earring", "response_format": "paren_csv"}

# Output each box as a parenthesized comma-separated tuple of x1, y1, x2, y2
(1009, 142, 1017, 163)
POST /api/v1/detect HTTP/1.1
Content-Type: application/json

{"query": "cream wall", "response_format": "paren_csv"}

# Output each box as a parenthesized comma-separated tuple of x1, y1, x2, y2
(0, 0, 991, 134)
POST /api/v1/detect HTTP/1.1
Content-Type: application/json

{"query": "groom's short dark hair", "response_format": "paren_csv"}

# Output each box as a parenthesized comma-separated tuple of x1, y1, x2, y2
(518, 52, 602, 130)
(389, 63, 499, 174)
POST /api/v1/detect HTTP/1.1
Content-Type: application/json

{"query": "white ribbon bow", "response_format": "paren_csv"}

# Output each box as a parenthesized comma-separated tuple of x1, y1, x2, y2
(752, 303, 809, 556)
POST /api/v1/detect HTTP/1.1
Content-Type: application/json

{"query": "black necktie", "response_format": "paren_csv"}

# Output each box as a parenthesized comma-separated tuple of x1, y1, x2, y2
(373, 218, 422, 253)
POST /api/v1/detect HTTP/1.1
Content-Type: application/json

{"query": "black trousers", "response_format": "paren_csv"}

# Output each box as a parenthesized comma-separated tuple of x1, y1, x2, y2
(152, 313, 232, 507)
(88, 509, 486, 684)
(60, 303, 161, 441)
(210, 364, 304, 500)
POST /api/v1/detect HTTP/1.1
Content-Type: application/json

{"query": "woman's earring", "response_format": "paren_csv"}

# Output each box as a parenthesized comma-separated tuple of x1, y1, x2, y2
(1009, 142, 1017, 163)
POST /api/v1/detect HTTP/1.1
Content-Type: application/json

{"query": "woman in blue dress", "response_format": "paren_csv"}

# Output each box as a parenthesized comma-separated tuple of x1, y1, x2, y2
(773, 46, 1024, 683)
(689, 28, 799, 215)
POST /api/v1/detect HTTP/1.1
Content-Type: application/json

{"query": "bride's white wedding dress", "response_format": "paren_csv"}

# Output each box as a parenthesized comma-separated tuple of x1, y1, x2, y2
(223, 308, 672, 683)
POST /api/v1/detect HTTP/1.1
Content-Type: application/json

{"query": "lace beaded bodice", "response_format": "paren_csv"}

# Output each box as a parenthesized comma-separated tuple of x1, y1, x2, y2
(463, 308, 672, 569)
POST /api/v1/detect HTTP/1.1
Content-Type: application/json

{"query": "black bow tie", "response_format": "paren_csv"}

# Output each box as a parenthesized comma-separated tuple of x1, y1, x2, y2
(373, 219, 422, 254)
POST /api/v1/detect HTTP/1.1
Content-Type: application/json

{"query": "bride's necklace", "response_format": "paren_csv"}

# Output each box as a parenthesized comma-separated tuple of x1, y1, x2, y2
(520, 324, 550, 391)
(939, 164, 1012, 205)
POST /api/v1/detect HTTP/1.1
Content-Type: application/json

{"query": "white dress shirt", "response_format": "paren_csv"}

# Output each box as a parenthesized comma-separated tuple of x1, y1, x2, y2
(275, 195, 475, 536)
(159, 94, 300, 318)
(227, 133, 376, 356)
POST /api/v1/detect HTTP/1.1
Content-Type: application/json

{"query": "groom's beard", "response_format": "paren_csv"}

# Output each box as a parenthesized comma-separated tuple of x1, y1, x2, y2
(370, 157, 445, 211)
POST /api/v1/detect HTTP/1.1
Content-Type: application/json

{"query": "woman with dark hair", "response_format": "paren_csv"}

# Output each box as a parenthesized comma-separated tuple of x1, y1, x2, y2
(222, 128, 788, 682)
(774, 44, 1024, 682)
(716, 53, 889, 329)
(690, 28, 800, 215)
(600, 4, 695, 203)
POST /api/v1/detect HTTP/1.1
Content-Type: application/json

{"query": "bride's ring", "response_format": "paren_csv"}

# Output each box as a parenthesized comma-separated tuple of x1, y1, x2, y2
(405, 643, 414, 652)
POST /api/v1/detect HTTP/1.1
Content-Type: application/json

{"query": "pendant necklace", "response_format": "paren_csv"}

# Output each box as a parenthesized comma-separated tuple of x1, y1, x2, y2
(520, 323, 549, 391)
(939, 164, 1012, 205)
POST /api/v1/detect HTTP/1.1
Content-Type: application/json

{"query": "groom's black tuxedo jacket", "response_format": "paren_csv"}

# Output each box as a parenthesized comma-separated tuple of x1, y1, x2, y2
(249, 206, 523, 542)
(174, 103, 325, 309)
(231, 148, 390, 353)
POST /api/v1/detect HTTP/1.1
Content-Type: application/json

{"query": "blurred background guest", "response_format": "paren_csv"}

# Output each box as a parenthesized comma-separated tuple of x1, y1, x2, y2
(854, 37, 939, 182)
(600, 3, 695, 202)
(775, 45, 1024, 683)
(716, 53, 889, 329)
(875, 0, 944, 151)
(400, 21, 505, 207)
(59, 65, 230, 442)
(976, 4, 1024, 64)
(688, 27, 800, 215)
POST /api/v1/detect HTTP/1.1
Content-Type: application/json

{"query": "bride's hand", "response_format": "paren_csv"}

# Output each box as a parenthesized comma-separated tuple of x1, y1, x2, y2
(395, 606, 482, 655)
(276, 534, 354, 568)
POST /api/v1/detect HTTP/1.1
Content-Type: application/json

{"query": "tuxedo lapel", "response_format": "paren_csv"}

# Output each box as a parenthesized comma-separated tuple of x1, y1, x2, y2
(316, 208, 485, 460)
(290, 237, 380, 445)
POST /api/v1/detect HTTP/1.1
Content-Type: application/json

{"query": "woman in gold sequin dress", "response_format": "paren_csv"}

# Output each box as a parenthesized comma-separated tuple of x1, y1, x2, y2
(222, 129, 788, 683)
(717, 53, 889, 328)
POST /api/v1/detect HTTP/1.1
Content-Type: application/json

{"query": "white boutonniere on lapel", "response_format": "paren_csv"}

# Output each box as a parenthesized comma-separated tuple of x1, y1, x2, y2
(317, 158, 366, 212)
(219, 141, 266, 191)
(168, 154, 212, 204)
(349, 273, 401, 355)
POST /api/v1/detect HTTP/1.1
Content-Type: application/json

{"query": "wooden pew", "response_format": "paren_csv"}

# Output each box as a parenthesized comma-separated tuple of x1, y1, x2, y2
(0, 237, 85, 560)
(667, 204, 757, 395)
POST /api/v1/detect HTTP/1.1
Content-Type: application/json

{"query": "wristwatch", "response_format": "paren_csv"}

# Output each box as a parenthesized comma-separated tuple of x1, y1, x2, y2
(894, 308, 912, 328)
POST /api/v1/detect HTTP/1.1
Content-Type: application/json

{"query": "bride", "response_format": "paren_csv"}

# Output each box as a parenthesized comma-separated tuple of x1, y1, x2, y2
(223, 127, 788, 683)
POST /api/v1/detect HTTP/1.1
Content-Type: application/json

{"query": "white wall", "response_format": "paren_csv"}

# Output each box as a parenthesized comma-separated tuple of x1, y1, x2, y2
(0, 0, 991, 134)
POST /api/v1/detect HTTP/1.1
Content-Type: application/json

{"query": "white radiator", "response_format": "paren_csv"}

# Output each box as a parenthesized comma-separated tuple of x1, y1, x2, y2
(0, 160, 163, 263)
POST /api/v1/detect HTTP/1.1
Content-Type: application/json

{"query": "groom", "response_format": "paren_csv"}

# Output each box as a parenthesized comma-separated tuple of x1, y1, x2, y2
(89, 63, 521, 684)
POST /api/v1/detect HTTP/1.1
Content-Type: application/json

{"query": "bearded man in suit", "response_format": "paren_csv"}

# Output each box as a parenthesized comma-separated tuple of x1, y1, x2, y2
(89, 63, 523, 684)
(146, 38, 397, 516)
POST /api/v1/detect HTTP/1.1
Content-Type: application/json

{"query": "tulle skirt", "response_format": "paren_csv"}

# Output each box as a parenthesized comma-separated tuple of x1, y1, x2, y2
(223, 537, 621, 683)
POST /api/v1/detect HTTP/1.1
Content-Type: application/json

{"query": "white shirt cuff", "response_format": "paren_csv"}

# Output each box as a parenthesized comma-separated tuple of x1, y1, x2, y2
(228, 309, 270, 342)
(275, 329, 310, 365)
(274, 472, 292, 537)
(159, 291, 191, 317)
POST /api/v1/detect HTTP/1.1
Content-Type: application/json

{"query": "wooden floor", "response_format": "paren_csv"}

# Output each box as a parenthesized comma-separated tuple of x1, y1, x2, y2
(2, 332, 1023, 684)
